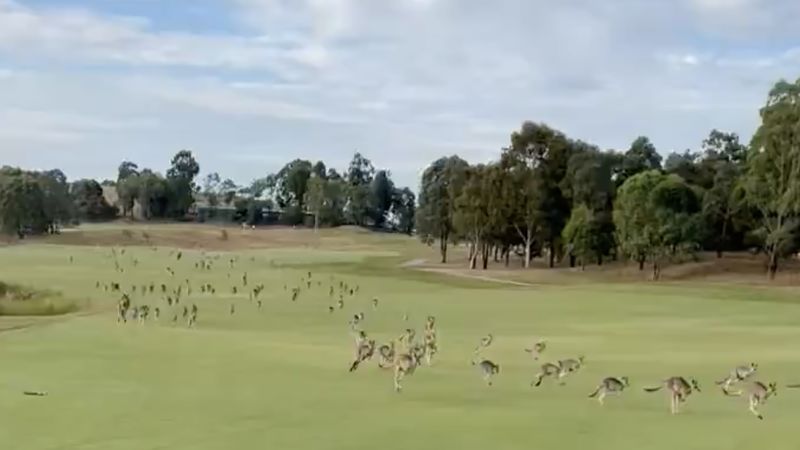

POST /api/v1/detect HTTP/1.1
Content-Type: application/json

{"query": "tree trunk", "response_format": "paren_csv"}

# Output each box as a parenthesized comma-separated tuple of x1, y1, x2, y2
(493, 246, 499, 262)
(597, 254, 603, 266)
(482, 242, 490, 270)
(314, 213, 319, 232)
(504, 246, 510, 267)
(523, 235, 532, 269)
(469, 240, 478, 270)
(717, 219, 728, 258)
(652, 261, 660, 281)
(548, 241, 556, 268)
(569, 254, 576, 268)
(439, 231, 448, 263)
(638, 255, 645, 271)
(768, 251, 778, 280)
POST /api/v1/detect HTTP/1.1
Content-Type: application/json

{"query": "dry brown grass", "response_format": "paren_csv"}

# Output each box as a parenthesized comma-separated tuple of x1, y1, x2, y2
(410, 246, 800, 287)
(30, 222, 420, 254)
(18, 222, 800, 286)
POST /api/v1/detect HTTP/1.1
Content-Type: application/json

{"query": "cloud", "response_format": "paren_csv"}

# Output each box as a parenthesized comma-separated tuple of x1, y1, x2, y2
(0, 107, 158, 143)
(685, 0, 800, 39)
(0, 0, 799, 190)
(121, 76, 361, 123)
(0, 0, 316, 72)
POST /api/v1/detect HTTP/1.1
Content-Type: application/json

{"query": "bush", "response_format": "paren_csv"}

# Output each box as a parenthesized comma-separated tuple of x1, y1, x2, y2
(0, 282, 78, 316)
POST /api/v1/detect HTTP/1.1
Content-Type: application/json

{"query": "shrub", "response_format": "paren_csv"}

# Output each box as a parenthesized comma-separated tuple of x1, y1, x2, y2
(0, 282, 78, 316)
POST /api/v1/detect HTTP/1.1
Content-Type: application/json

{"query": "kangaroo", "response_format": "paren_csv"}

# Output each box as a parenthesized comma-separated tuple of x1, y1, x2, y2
(717, 363, 758, 393)
(724, 381, 777, 420)
(531, 362, 561, 387)
(354, 329, 367, 344)
(532, 357, 585, 387)
(588, 376, 629, 405)
(425, 315, 436, 332)
(474, 333, 493, 354)
(423, 330, 438, 366)
(644, 377, 701, 414)
(393, 348, 423, 392)
(524, 340, 547, 361)
(349, 340, 376, 372)
(474, 360, 501, 386)
(377, 341, 396, 369)
(398, 328, 416, 350)
(560, 356, 584, 373)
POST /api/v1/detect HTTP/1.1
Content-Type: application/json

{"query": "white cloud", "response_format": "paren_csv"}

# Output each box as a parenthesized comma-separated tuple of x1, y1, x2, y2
(0, 0, 316, 72)
(685, 0, 800, 39)
(0, 0, 799, 189)
(0, 107, 157, 143)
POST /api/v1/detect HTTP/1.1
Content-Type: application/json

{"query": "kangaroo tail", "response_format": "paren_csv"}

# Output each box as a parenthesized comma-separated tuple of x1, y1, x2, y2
(786, 384, 800, 388)
(348, 361, 360, 372)
(588, 387, 600, 398)
(643, 386, 663, 393)
(715, 379, 726, 385)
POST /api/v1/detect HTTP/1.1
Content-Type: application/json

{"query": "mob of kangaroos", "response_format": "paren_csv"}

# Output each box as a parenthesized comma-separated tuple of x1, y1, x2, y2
(341, 322, 790, 420)
(93, 247, 795, 421)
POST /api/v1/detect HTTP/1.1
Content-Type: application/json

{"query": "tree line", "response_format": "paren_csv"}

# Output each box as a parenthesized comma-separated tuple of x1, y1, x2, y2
(415, 78, 800, 279)
(242, 152, 416, 233)
(0, 150, 416, 235)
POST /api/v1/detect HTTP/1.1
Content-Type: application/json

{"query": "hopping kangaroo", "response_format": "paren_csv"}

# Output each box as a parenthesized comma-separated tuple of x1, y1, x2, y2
(422, 329, 438, 366)
(393, 346, 424, 392)
(724, 381, 777, 420)
(474, 333, 493, 355)
(644, 377, 701, 414)
(588, 376, 630, 405)
(377, 341, 396, 369)
(348, 340, 376, 372)
(717, 363, 758, 393)
(473, 360, 500, 386)
(524, 340, 547, 361)
(531, 357, 585, 387)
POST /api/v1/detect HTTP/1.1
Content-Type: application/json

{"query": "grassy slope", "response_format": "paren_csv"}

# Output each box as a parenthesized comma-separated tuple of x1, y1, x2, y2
(1, 227, 800, 449)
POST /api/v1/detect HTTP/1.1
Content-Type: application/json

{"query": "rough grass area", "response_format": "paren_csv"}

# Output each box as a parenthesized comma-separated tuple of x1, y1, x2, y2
(33, 223, 422, 255)
(2, 225, 800, 450)
(0, 282, 78, 316)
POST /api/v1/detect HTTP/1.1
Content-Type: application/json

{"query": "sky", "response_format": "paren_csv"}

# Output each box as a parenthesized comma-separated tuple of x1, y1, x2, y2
(1, 0, 799, 191)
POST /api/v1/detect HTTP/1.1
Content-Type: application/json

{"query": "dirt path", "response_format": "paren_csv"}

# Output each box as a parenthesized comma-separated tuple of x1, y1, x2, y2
(400, 259, 536, 287)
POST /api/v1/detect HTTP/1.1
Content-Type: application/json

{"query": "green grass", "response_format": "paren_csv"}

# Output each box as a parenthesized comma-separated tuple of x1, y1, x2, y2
(1, 235, 800, 450)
